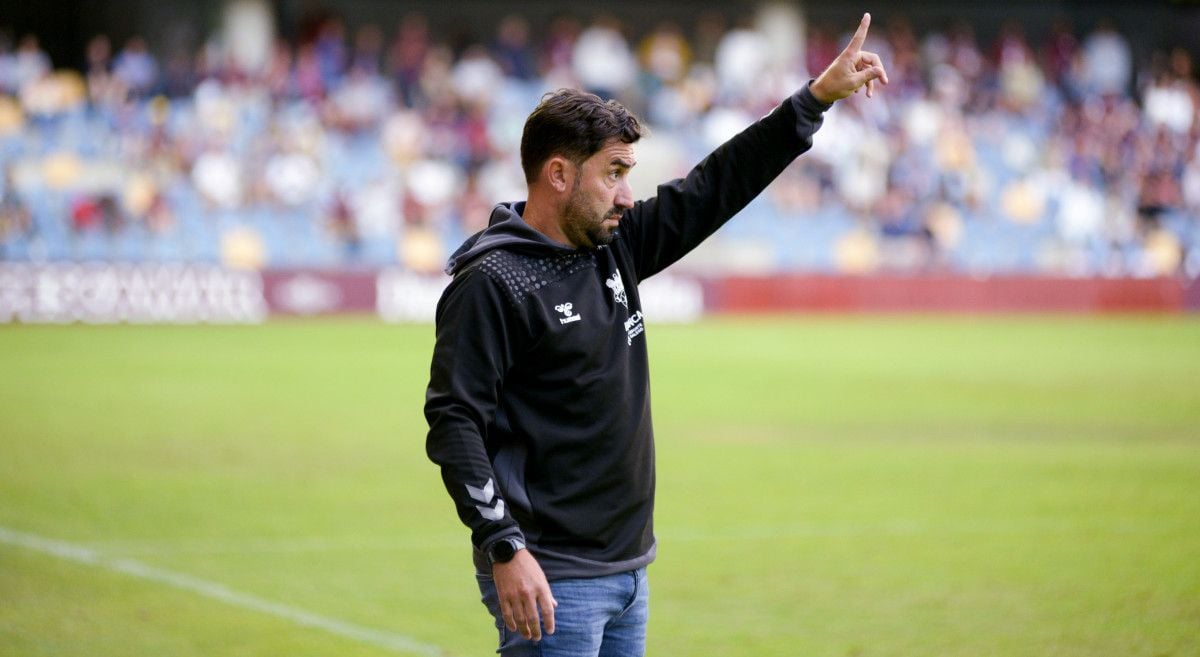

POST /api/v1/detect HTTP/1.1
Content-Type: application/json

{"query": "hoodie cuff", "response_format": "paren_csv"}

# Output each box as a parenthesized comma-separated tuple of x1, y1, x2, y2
(477, 528, 527, 558)
(792, 80, 833, 122)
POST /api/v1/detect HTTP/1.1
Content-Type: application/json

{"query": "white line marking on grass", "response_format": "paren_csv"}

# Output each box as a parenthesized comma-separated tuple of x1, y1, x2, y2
(87, 534, 464, 557)
(0, 526, 446, 657)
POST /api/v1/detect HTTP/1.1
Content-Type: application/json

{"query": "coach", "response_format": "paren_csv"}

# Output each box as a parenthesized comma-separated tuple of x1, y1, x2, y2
(425, 13, 887, 656)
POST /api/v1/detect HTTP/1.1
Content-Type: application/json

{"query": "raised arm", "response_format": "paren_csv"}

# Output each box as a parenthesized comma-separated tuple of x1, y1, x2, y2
(617, 12, 887, 280)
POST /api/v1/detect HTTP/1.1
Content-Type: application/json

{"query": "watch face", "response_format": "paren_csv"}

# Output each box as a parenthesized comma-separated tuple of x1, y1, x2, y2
(492, 539, 516, 563)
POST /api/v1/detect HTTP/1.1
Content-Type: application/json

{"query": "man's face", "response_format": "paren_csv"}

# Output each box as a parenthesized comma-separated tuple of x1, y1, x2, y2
(561, 139, 637, 249)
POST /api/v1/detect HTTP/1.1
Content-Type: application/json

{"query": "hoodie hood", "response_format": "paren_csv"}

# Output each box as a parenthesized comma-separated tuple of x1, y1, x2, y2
(445, 201, 576, 275)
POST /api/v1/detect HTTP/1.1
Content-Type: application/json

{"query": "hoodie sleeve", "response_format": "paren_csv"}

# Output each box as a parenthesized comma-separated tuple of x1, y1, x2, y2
(618, 83, 831, 280)
(425, 267, 525, 553)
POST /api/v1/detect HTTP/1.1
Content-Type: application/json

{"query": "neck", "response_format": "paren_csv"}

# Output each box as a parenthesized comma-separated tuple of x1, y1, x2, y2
(523, 188, 573, 248)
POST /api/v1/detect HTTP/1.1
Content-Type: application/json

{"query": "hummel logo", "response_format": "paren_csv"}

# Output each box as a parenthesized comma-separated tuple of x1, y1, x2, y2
(555, 302, 581, 325)
(466, 478, 506, 521)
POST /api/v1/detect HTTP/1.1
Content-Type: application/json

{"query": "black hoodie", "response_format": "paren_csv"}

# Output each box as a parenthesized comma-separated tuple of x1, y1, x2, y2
(425, 84, 830, 579)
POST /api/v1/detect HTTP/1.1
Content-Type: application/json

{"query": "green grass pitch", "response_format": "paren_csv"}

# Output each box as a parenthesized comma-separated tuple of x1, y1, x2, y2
(1, 315, 1198, 656)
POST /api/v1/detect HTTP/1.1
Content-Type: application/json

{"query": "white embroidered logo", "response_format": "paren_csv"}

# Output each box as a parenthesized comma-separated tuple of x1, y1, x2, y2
(555, 302, 581, 324)
(606, 271, 627, 308)
(466, 478, 506, 521)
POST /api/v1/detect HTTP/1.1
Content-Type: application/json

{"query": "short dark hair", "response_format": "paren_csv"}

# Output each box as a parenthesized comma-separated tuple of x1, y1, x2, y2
(519, 89, 645, 183)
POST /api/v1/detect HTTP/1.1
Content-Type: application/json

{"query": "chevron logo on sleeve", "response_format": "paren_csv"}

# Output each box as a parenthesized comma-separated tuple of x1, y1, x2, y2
(466, 478, 505, 521)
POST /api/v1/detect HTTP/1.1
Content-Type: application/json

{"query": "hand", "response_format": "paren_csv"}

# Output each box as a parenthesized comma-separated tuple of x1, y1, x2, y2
(811, 12, 889, 104)
(492, 548, 557, 641)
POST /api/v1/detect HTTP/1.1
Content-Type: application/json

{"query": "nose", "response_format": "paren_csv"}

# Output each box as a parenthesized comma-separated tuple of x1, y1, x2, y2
(615, 178, 634, 210)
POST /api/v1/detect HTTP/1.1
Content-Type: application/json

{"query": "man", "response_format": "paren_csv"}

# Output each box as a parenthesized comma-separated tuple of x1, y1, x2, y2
(425, 13, 886, 656)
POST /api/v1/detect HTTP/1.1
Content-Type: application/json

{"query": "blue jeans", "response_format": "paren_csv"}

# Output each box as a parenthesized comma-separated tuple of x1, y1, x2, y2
(476, 568, 649, 657)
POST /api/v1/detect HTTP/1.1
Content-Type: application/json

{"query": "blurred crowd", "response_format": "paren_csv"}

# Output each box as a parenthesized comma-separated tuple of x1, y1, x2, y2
(0, 11, 1197, 277)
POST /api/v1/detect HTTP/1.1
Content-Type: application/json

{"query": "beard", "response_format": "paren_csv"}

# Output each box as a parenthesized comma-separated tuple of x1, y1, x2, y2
(562, 179, 621, 249)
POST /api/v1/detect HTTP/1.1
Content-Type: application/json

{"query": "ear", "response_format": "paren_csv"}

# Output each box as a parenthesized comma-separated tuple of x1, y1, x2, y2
(544, 156, 574, 193)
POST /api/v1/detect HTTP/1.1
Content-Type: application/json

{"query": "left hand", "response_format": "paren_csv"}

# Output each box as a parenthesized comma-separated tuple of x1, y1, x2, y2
(492, 548, 556, 641)
(811, 12, 889, 104)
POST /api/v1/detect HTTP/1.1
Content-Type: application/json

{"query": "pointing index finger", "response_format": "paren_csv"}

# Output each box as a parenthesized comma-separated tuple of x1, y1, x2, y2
(847, 12, 871, 53)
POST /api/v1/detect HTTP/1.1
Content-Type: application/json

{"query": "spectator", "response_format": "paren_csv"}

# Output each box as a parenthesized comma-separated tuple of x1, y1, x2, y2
(994, 21, 1044, 111)
(0, 167, 32, 252)
(262, 39, 293, 100)
(1143, 48, 1196, 135)
(326, 187, 361, 259)
(84, 36, 120, 109)
(13, 35, 51, 93)
(329, 64, 391, 131)
(806, 22, 840, 77)
(450, 44, 503, 107)
(161, 46, 198, 98)
(883, 17, 924, 100)
(0, 33, 15, 94)
(264, 150, 321, 207)
(71, 194, 123, 234)
(192, 150, 243, 209)
(715, 20, 767, 103)
(388, 13, 430, 107)
(313, 17, 348, 91)
(1182, 144, 1200, 213)
(1079, 19, 1132, 97)
(1057, 171, 1105, 245)
(294, 42, 325, 101)
(572, 16, 637, 99)
(1042, 16, 1078, 94)
(113, 36, 159, 98)
(541, 15, 580, 82)
(639, 22, 690, 90)
(351, 24, 384, 76)
(491, 15, 537, 81)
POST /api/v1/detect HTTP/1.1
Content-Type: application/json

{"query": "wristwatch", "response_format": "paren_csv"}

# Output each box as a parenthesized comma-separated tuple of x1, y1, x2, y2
(487, 537, 526, 564)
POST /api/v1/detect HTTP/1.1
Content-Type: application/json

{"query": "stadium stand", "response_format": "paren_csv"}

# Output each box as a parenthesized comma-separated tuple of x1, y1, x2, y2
(0, 12, 1196, 278)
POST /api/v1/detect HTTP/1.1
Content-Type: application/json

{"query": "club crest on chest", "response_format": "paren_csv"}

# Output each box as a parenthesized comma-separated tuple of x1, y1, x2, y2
(606, 271, 628, 308)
